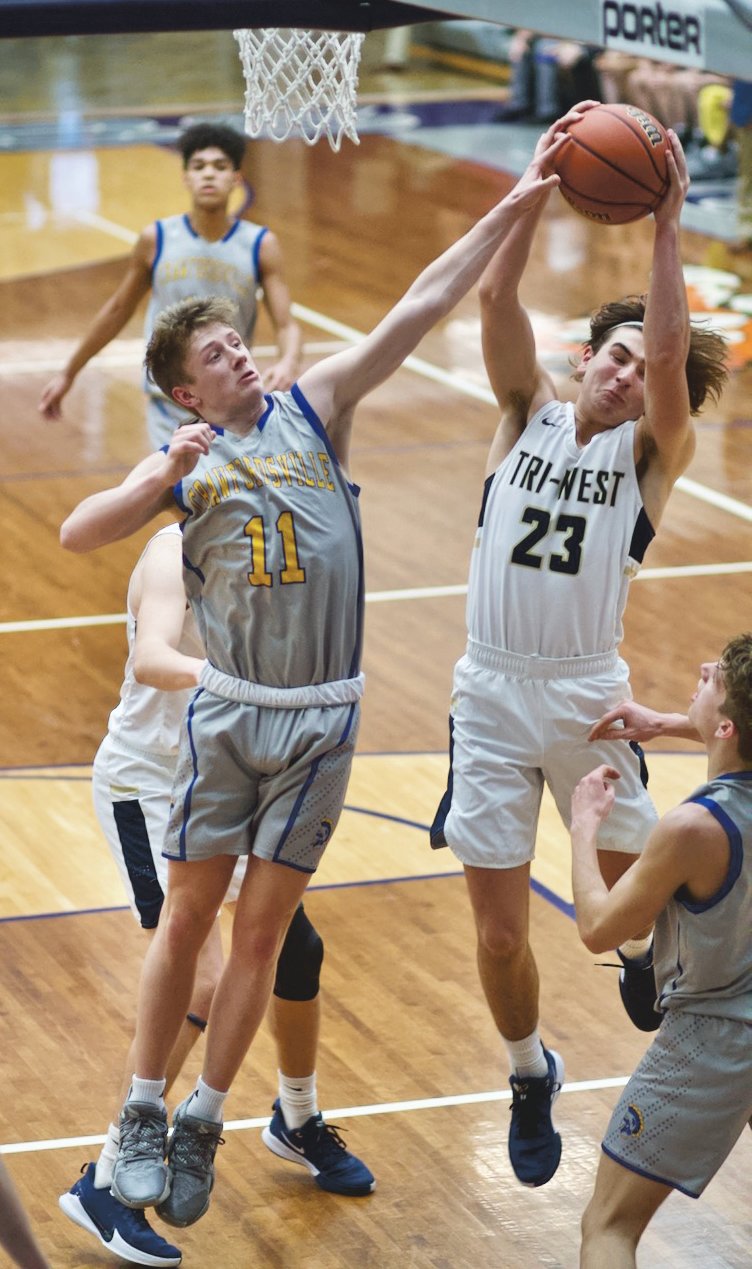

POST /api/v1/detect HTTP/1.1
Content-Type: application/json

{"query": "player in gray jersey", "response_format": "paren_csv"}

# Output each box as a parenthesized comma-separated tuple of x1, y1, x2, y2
(572, 633, 752, 1265)
(39, 122, 301, 449)
(59, 135, 568, 1228)
(430, 102, 729, 1190)
(59, 525, 373, 1268)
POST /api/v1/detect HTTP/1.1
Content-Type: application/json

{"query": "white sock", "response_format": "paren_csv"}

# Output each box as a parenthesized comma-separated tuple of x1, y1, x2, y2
(188, 1076, 227, 1124)
(505, 1030, 549, 1079)
(278, 1071, 318, 1130)
(94, 1123, 120, 1188)
(128, 1075, 166, 1110)
(619, 935, 653, 962)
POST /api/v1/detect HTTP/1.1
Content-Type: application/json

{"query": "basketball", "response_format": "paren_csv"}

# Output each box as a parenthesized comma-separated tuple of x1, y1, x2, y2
(553, 103, 670, 225)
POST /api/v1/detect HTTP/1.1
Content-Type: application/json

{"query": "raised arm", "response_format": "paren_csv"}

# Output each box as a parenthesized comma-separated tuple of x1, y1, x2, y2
(132, 532, 206, 691)
(38, 226, 156, 419)
(479, 105, 598, 471)
(570, 765, 726, 952)
(297, 126, 572, 467)
(256, 230, 302, 391)
(59, 421, 215, 552)
(637, 130, 694, 524)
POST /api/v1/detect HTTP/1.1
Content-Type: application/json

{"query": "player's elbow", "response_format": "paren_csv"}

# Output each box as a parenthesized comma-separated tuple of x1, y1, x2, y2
(60, 517, 91, 553)
(576, 916, 612, 955)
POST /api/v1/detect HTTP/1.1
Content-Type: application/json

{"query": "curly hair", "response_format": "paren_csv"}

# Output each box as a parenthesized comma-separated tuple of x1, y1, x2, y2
(579, 295, 729, 416)
(145, 296, 238, 399)
(177, 122, 247, 170)
(719, 633, 752, 763)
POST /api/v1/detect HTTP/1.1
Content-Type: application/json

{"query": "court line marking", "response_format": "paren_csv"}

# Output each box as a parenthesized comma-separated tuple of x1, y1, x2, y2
(31, 208, 752, 529)
(1, 561, 750, 635)
(0, 1076, 630, 1156)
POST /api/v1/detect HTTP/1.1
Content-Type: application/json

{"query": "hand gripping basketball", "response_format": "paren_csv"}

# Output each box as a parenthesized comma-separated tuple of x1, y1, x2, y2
(553, 103, 670, 225)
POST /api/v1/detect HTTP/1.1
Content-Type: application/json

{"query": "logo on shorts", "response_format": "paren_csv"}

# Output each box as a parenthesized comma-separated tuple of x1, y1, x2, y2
(619, 1103, 644, 1137)
(314, 819, 333, 849)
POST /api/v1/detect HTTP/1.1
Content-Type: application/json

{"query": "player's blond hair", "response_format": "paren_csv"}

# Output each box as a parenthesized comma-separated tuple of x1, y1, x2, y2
(145, 296, 238, 399)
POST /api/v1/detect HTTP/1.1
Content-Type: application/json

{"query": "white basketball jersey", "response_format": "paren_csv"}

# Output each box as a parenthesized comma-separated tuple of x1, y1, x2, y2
(467, 400, 654, 658)
(106, 524, 204, 756)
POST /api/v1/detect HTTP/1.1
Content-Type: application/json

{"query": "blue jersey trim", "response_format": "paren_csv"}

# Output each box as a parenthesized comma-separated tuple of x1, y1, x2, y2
(289, 382, 361, 496)
(256, 396, 274, 433)
(252, 225, 269, 281)
(222, 219, 241, 244)
(675, 796, 743, 912)
(181, 551, 205, 585)
(272, 754, 324, 874)
(151, 219, 164, 278)
(601, 1143, 700, 1199)
(182, 212, 197, 239)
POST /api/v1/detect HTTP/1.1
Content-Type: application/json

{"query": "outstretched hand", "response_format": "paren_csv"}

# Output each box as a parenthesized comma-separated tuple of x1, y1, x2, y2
(571, 764, 621, 826)
(510, 100, 602, 206)
(588, 700, 664, 743)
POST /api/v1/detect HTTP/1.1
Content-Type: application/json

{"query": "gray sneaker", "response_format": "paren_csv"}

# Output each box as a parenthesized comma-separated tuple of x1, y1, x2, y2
(111, 1101, 170, 1209)
(156, 1096, 223, 1228)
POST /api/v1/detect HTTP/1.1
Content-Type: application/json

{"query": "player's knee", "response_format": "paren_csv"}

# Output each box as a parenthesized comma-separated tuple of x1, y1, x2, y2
(476, 916, 527, 963)
(274, 904, 324, 1001)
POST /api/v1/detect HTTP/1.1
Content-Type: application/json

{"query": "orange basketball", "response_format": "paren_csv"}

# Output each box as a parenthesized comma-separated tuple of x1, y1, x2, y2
(553, 103, 670, 225)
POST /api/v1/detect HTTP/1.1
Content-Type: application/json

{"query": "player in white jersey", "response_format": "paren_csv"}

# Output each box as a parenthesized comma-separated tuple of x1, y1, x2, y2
(60, 525, 373, 1267)
(39, 122, 301, 449)
(430, 106, 730, 1189)
(59, 130, 571, 1228)
(572, 633, 752, 1265)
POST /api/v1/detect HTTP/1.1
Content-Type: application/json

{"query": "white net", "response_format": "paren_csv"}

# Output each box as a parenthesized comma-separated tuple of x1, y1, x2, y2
(233, 28, 365, 151)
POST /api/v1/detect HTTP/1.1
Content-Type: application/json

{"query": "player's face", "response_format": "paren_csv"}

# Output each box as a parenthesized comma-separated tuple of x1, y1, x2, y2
(577, 331, 646, 427)
(177, 322, 264, 424)
(688, 660, 726, 736)
(183, 148, 239, 209)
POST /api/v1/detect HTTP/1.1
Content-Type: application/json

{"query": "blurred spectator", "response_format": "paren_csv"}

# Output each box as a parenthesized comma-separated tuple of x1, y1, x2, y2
(495, 29, 600, 123)
(730, 80, 752, 246)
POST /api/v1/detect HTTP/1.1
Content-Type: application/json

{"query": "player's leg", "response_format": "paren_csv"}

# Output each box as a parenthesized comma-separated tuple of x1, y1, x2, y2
(152, 855, 310, 1229)
(580, 1153, 671, 1268)
(60, 743, 186, 1263)
(438, 655, 562, 1185)
(263, 904, 375, 1196)
(464, 863, 564, 1188)
(111, 854, 236, 1212)
(546, 673, 660, 1031)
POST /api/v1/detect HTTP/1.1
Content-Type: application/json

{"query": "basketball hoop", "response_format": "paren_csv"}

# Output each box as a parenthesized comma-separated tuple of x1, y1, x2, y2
(233, 28, 364, 151)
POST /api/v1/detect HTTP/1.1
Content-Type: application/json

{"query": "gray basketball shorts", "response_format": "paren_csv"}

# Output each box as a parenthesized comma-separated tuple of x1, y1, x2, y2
(602, 1009, 752, 1197)
(163, 688, 360, 874)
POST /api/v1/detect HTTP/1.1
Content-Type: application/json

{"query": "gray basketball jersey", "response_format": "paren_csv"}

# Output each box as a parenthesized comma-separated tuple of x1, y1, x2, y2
(655, 771, 752, 1022)
(467, 400, 654, 658)
(143, 213, 267, 421)
(174, 385, 364, 688)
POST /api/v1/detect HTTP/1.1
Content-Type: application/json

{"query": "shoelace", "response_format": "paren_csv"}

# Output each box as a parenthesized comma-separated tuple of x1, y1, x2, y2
(119, 1113, 166, 1161)
(308, 1120, 349, 1161)
(171, 1120, 224, 1176)
(510, 1079, 551, 1138)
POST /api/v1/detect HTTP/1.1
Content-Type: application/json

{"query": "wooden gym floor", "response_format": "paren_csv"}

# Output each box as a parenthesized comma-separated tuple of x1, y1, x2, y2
(0, 29, 750, 1268)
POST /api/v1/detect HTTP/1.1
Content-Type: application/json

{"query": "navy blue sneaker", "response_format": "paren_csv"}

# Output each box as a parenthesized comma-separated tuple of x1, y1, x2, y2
(508, 1048, 564, 1187)
(262, 1100, 375, 1196)
(617, 945, 662, 1032)
(59, 1163, 182, 1266)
